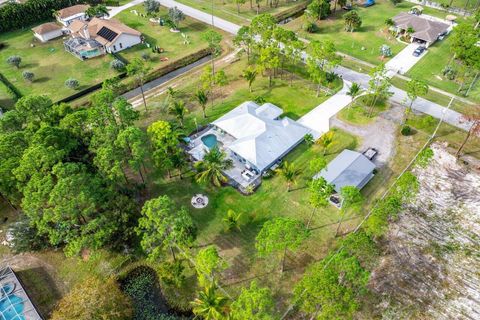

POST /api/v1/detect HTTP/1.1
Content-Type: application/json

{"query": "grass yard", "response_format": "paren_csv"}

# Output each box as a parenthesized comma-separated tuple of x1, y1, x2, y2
(338, 95, 390, 125)
(285, 0, 452, 65)
(0, 28, 118, 102)
(406, 36, 480, 104)
(174, 0, 309, 25)
(141, 58, 341, 129)
(115, 5, 212, 68)
(0, 83, 15, 110)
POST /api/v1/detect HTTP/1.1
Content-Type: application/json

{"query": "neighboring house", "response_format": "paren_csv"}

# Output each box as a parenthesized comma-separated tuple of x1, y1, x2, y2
(56, 4, 89, 26)
(190, 101, 310, 175)
(31, 22, 64, 42)
(64, 18, 142, 60)
(391, 12, 451, 47)
(314, 149, 376, 193)
(0, 266, 43, 320)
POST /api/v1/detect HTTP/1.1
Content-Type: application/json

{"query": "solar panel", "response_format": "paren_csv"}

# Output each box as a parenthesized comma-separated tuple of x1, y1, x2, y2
(97, 26, 118, 42)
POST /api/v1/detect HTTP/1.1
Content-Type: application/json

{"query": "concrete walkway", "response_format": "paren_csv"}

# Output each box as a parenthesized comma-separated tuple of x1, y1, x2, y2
(108, 0, 145, 18)
(298, 82, 353, 139)
(385, 42, 427, 75)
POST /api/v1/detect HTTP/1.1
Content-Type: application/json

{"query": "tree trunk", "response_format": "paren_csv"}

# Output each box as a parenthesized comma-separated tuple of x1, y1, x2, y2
(140, 84, 147, 113)
(170, 245, 177, 261)
(316, 83, 320, 97)
(335, 211, 346, 237)
(202, 106, 207, 118)
(456, 123, 474, 157)
(280, 246, 287, 273)
(287, 181, 291, 192)
(307, 207, 317, 229)
(138, 167, 145, 184)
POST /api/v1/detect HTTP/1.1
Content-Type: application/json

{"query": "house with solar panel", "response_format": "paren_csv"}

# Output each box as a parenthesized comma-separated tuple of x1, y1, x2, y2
(64, 18, 142, 60)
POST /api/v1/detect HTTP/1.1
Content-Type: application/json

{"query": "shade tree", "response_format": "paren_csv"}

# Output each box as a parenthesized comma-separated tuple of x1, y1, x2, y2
(255, 217, 309, 273)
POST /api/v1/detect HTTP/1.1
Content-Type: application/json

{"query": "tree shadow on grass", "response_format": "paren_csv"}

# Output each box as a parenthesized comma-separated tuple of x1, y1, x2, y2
(21, 62, 39, 69)
(16, 267, 62, 318)
(34, 77, 50, 83)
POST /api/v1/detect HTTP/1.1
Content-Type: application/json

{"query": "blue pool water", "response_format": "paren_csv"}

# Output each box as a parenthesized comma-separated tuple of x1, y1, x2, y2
(201, 134, 218, 149)
(0, 284, 25, 320)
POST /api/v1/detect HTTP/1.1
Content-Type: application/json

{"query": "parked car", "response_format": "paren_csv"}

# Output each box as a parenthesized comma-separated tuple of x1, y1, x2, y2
(437, 31, 447, 40)
(412, 46, 426, 57)
(342, 3, 353, 10)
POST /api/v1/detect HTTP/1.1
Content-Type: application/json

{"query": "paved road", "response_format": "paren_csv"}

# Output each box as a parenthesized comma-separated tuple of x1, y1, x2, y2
(111, 0, 471, 132)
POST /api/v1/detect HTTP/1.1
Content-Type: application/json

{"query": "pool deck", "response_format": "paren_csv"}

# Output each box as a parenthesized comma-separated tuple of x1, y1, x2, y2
(187, 127, 260, 189)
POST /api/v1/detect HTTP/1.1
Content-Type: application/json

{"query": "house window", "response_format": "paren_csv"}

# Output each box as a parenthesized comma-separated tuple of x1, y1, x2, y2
(113, 45, 117, 51)
(119, 43, 123, 49)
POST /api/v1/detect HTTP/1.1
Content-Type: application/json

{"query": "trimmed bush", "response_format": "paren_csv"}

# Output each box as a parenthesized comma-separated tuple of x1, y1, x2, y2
(65, 78, 80, 90)
(110, 59, 126, 71)
(303, 21, 317, 33)
(22, 71, 34, 82)
(401, 125, 412, 136)
(6, 55, 21, 68)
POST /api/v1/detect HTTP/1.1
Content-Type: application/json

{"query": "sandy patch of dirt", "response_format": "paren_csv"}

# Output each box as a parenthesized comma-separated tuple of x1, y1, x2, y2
(370, 143, 480, 319)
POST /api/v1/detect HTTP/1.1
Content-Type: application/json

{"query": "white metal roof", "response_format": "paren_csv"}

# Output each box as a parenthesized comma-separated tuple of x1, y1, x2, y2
(213, 101, 309, 172)
(314, 149, 376, 193)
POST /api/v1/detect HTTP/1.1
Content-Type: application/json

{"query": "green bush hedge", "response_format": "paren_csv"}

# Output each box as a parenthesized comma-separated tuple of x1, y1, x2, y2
(0, 72, 22, 101)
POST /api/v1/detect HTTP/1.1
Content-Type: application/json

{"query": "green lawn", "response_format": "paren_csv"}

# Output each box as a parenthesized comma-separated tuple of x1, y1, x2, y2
(406, 36, 480, 104)
(174, 0, 309, 25)
(0, 83, 15, 110)
(338, 95, 389, 125)
(0, 28, 118, 102)
(285, 0, 450, 65)
(115, 5, 211, 68)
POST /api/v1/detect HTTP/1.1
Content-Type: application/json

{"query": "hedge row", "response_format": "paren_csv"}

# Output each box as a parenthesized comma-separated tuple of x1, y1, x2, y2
(0, 0, 81, 33)
(273, 1, 308, 23)
(61, 48, 211, 105)
(0, 73, 22, 102)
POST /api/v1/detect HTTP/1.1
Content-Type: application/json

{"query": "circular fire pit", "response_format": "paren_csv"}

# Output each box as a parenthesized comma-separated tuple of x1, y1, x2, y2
(191, 194, 209, 209)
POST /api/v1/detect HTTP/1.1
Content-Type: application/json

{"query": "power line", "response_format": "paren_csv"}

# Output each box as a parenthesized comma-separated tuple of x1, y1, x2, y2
(280, 97, 454, 319)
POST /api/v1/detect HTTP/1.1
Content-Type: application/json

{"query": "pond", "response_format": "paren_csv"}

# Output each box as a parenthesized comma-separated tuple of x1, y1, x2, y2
(119, 266, 192, 320)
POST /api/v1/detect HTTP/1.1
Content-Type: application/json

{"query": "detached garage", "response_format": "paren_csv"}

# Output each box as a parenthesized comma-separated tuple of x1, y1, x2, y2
(32, 22, 63, 42)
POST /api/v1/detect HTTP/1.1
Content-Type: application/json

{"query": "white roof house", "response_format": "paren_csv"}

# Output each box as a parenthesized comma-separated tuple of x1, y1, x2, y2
(213, 101, 310, 172)
(314, 149, 376, 193)
(32, 22, 63, 42)
(56, 4, 89, 26)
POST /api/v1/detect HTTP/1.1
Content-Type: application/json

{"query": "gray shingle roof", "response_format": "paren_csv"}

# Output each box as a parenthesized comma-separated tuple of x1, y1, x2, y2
(314, 149, 376, 193)
(392, 12, 449, 42)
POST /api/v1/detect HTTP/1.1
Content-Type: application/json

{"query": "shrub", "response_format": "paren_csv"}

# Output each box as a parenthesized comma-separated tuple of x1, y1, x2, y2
(442, 66, 457, 80)
(144, 0, 160, 15)
(120, 266, 173, 320)
(22, 71, 34, 82)
(254, 95, 266, 104)
(401, 125, 412, 136)
(6, 55, 21, 68)
(110, 59, 126, 71)
(65, 78, 80, 90)
(141, 52, 150, 61)
(303, 21, 317, 33)
(9, 216, 49, 253)
(0, 43, 5, 50)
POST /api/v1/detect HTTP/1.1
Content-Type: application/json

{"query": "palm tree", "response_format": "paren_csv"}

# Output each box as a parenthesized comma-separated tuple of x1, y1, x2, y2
(242, 67, 257, 92)
(195, 147, 233, 187)
(192, 285, 228, 320)
(168, 100, 188, 127)
(346, 82, 361, 108)
(276, 161, 302, 192)
(385, 18, 394, 28)
(195, 89, 209, 118)
(223, 209, 242, 231)
(317, 131, 335, 155)
(406, 27, 415, 40)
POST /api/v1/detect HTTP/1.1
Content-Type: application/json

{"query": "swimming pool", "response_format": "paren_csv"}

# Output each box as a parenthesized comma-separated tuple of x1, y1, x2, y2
(0, 283, 25, 320)
(201, 134, 218, 149)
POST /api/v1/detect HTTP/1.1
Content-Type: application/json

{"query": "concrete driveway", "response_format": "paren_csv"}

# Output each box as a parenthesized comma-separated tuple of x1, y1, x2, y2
(385, 43, 427, 75)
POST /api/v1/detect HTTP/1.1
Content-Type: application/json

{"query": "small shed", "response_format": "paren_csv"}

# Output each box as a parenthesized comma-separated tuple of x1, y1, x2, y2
(313, 149, 376, 193)
(32, 22, 63, 42)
